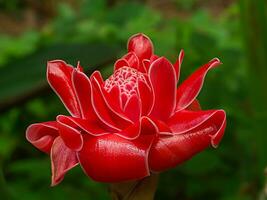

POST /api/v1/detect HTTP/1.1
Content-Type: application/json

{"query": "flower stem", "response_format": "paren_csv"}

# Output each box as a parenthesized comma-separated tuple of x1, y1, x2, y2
(109, 174, 158, 200)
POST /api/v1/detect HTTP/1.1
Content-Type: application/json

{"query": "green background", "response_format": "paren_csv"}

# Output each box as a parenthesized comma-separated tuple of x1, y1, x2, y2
(0, 0, 267, 199)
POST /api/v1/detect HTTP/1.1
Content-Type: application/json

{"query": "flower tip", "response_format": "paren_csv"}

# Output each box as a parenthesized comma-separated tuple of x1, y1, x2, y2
(211, 57, 222, 64)
(127, 33, 154, 60)
(180, 49, 185, 56)
(210, 109, 226, 148)
(76, 61, 84, 72)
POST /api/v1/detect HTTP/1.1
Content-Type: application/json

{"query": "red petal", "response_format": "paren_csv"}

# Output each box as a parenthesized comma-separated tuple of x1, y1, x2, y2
(137, 80, 153, 115)
(140, 117, 158, 136)
(57, 115, 116, 136)
(149, 109, 226, 172)
(173, 49, 184, 82)
(176, 58, 221, 111)
(124, 52, 139, 69)
(153, 119, 172, 134)
(124, 94, 141, 122)
(56, 115, 83, 151)
(168, 109, 225, 135)
(47, 60, 81, 117)
(150, 55, 159, 62)
(72, 71, 119, 133)
(115, 122, 141, 139)
(114, 59, 129, 71)
(26, 121, 58, 154)
(78, 134, 153, 182)
(127, 33, 154, 61)
(186, 99, 201, 111)
(72, 70, 94, 119)
(90, 70, 104, 85)
(103, 85, 123, 113)
(142, 59, 150, 73)
(148, 57, 176, 121)
(51, 137, 78, 186)
(91, 77, 133, 130)
(76, 61, 84, 72)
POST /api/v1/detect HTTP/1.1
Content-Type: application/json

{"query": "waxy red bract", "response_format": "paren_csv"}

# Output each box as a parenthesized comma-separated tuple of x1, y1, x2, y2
(26, 33, 226, 186)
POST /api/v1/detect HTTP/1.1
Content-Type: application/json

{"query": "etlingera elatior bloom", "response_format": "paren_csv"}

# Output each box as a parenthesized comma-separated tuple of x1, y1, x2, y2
(26, 33, 226, 186)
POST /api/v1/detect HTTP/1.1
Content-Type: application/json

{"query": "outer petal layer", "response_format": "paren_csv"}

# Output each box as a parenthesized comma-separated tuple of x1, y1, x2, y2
(57, 115, 83, 151)
(78, 134, 154, 182)
(176, 58, 221, 111)
(72, 70, 94, 119)
(173, 49, 184, 82)
(149, 57, 176, 120)
(149, 109, 226, 172)
(51, 137, 78, 186)
(26, 121, 58, 153)
(168, 109, 225, 135)
(47, 60, 81, 117)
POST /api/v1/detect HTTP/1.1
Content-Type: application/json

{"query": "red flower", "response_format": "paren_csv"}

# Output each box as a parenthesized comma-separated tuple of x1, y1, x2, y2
(26, 33, 226, 186)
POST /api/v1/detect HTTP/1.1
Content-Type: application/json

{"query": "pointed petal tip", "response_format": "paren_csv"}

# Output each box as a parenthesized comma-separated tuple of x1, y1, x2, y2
(210, 109, 226, 148)
(210, 57, 222, 65)
(179, 49, 184, 58)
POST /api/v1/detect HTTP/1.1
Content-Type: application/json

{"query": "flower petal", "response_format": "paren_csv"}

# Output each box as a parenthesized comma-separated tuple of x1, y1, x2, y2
(26, 121, 58, 154)
(186, 99, 201, 111)
(90, 70, 104, 85)
(176, 58, 221, 111)
(137, 80, 153, 116)
(78, 134, 154, 182)
(173, 49, 184, 82)
(124, 94, 141, 122)
(72, 70, 94, 119)
(149, 109, 226, 172)
(91, 77, 133, 130)
(127, 33, 154, 61)
(148, 57, 176, 121)
(168, 109, 225, 135)
(114, 59, 129, 71)
(140, 116, 158, 136)
(57, 115, 116, 136)
(103, 85, 123, 113)
(47, 60, 81, 117)
(51, 137, 78, 186)
(142, 59, 150, 72)
(115, 121, 141, 139)
(124, 52, 139, 69)
(56, 115, 83, 151)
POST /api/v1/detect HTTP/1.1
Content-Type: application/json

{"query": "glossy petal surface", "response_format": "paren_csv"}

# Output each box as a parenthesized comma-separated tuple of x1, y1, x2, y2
(57, 115, 83, 151)
(176, 58, 221, 111)
(78, 134, 153, 182)
(91, 77, 132, 130)
(26, 121, 58, 153)
(168, 109, 225, 134)
(127, 33, 153, 61)
(51, 137, 78, 186)
(72, 70, 94, 119)
(47, 60, 81, 117)
(149, 57, 176, 120)
(149, 110, 226, 172)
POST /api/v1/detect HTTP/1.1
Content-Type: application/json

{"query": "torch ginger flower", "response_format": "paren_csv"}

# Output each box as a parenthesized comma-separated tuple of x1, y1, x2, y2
(26, 33, 226, 186)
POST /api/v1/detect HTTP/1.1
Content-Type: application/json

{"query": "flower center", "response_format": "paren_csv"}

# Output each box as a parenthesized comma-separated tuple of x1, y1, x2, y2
(104, 66, 146, 106)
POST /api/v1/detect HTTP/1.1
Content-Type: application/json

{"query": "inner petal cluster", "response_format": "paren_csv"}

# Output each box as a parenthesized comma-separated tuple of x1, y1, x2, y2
(104, 66, 146, 106)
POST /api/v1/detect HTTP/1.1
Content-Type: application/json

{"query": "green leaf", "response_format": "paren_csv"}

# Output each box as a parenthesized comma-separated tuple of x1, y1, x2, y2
(0, 43, 120, 111)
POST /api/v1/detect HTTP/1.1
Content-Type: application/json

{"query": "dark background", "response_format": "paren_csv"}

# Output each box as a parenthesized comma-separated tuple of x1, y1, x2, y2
(0, 0, 267, 199)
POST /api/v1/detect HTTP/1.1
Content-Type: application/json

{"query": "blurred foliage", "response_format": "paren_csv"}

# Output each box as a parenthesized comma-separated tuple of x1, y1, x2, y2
(0, 0, 267, 199)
